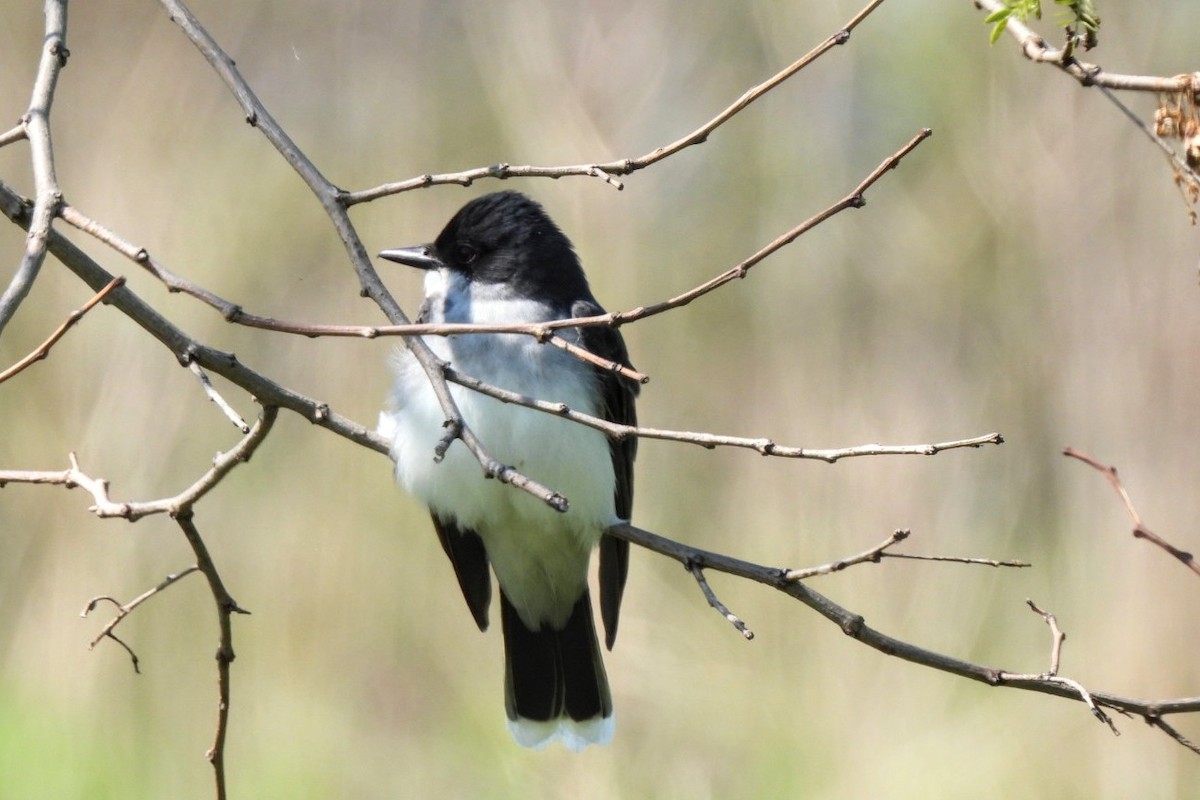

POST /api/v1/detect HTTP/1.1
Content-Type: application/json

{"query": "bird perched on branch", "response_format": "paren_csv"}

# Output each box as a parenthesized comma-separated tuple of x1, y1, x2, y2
(378, 191, 639, 750)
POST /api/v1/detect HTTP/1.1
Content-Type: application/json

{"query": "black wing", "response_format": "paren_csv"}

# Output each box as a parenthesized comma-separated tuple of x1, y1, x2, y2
(430, 514, 492, 631)
(416, 296, 494, 631)
(573, 299, 639, 650)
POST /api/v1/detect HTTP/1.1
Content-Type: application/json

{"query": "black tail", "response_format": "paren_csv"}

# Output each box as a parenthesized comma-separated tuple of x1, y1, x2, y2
(500, 589, 613, 748)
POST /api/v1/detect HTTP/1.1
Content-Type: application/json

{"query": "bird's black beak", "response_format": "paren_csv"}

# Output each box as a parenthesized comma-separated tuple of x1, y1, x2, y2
(379, 245, 443, 271)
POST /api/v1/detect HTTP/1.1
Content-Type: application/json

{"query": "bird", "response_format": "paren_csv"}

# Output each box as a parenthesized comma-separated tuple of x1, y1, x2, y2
(376, 191, 639, 751)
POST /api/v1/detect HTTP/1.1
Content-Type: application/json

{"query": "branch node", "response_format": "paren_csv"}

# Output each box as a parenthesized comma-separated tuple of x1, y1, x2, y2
(433, 418, 463, 462)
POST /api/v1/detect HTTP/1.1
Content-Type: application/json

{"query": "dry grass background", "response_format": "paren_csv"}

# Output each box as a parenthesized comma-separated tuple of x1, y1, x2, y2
(3, 1, 1200, 797)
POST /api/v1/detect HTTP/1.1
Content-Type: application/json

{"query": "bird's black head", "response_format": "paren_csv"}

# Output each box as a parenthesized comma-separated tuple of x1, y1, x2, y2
(381, 192, 593, 307)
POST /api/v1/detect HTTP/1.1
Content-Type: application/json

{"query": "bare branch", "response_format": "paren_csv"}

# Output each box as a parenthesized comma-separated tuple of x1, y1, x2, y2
(1064, 447, 1200, 578)
(0, 0, 69, 336)
(342, 0, 890, 204)
(0, 275, 124, 384)
(446, 363, 1001, 462)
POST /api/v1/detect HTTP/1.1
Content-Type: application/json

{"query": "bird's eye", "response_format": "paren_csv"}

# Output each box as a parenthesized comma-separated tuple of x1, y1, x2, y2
(456, 243, 478, 265)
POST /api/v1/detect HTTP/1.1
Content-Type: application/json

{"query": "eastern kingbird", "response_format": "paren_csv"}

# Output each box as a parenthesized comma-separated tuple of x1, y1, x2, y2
(377, 191, 639, 751)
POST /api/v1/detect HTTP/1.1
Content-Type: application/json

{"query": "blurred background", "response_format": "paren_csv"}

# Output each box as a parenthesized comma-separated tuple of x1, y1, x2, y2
(3, 1, 1200, 797)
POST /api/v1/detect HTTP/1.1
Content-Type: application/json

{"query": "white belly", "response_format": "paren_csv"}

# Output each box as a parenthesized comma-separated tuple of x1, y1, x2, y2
(379, 323, 616, 629)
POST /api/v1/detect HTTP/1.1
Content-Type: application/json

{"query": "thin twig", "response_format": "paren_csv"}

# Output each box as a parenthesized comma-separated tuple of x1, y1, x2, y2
(786, 530, 1030, 581)
(188, 362, 250, 433)
(0, 276, 124, 384)
(342, 0, 890, 204)
(1064, 447, 1200, 577)
(1025, 599, 1066, 676)
(688, 562, 754, 640)
(1146, 715, 1200, 756)
(787, 529, 912, 580)
(446, 363, 1001, 462)
(80, 566, 202, 672)
(883, 553, 1030, 568)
